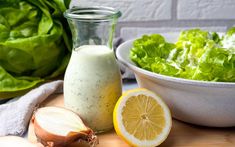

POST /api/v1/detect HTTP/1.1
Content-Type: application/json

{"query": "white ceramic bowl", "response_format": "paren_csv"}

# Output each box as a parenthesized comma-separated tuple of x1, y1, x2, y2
(116, 33, 235, 127)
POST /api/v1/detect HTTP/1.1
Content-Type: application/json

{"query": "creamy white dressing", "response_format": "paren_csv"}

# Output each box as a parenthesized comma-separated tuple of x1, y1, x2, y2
(64, 45, 122, 132)
(222, 34, 235, 49)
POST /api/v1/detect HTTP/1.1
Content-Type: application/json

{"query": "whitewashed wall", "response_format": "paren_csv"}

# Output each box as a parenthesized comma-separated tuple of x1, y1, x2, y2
(71, 0, 235, 40)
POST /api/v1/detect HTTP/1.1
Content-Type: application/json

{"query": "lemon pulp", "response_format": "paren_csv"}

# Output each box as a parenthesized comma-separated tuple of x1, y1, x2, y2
(122, 94, 165, 140)
(113, 88, 172, 147)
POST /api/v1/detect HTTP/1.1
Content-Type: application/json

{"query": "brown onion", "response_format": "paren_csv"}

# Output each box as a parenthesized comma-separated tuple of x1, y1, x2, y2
(32, 107, 98, 147)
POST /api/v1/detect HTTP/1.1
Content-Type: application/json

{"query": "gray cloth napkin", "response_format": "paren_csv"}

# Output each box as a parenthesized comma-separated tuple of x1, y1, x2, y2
(118, 61, 135, 79)
(0, 80, 63, 136)
(114, 38, 135, 79)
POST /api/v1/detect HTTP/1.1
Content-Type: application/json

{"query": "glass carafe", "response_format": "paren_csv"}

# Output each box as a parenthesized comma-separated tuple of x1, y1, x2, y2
(63, 6, 122, 133)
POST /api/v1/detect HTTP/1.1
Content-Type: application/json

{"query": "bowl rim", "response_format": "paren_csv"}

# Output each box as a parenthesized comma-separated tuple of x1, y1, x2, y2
(116, 39, 235, 88)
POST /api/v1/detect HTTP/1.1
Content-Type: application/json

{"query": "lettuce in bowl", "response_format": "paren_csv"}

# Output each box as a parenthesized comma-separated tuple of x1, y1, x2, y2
(130, 29, 235, 82)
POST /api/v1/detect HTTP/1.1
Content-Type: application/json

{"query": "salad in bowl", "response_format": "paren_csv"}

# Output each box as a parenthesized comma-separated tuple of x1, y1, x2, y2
(116, 28, 235, 127)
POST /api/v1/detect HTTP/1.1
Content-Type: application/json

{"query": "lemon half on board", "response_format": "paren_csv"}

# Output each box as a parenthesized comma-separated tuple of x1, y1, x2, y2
(113, 88, 172, 147)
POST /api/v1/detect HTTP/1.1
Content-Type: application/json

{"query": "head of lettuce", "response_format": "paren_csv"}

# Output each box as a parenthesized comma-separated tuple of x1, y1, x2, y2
(0, 0, 71, 99)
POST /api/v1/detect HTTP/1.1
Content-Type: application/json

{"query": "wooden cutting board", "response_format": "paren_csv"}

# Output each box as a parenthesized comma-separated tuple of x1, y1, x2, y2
(28, 94, 235, 147)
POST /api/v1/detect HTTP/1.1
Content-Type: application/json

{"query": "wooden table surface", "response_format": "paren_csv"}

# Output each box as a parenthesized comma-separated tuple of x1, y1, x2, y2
(28, 94, 235, 147)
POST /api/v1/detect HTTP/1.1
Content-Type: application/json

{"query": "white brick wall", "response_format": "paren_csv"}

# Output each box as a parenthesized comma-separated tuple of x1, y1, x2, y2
(178, 0, 235, 20)
(71, 0, 172, 21)
(71, 0, 235, 40)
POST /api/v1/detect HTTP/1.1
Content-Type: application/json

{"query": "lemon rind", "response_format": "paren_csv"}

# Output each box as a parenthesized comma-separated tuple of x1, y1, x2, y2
(113, 88, 172, 147)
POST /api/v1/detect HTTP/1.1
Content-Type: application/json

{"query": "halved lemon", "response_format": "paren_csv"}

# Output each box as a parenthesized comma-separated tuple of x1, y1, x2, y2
(113, 88, 172, 147)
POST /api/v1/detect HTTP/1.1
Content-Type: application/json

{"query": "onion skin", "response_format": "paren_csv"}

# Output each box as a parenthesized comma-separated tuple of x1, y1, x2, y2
(32, 107, 98, 147)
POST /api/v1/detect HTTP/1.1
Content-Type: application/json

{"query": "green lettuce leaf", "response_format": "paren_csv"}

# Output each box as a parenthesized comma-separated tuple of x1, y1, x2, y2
(221, 27, 235, 51)
(130, 34, 178, 76)
(0, 0, 71, 99)
(193, 42, 235, 81)
(130, 29, 235, 82)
